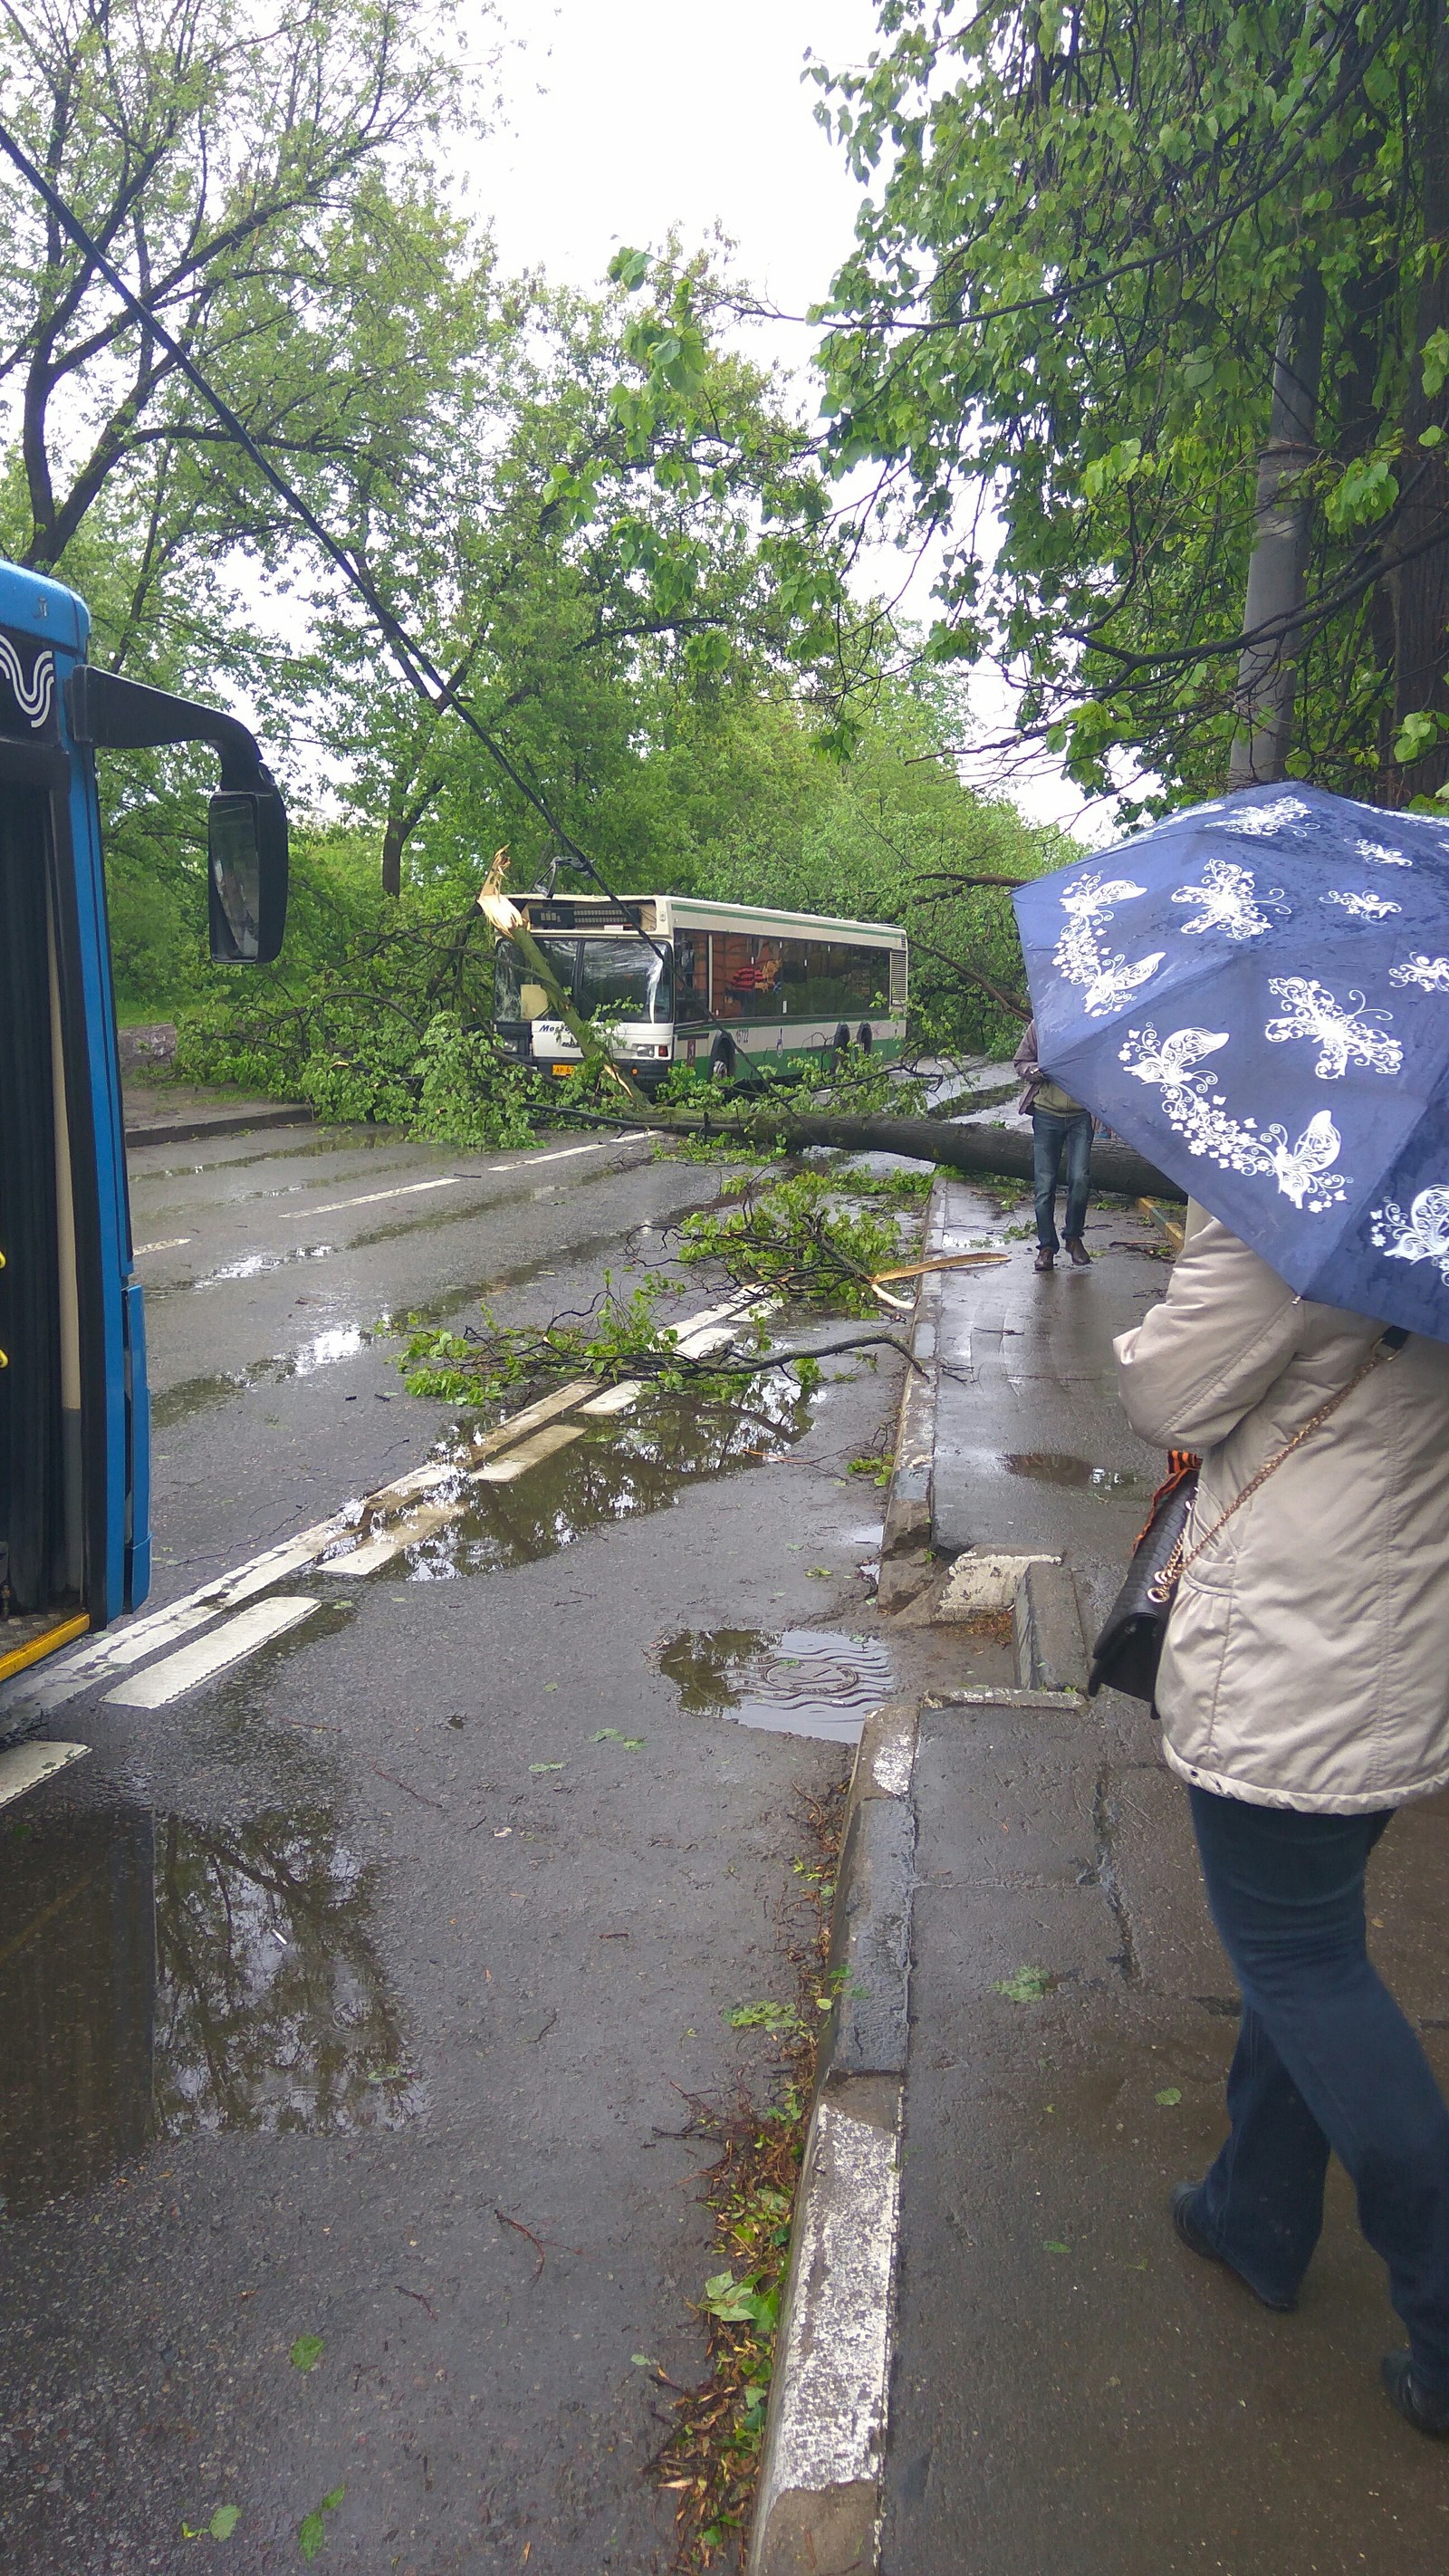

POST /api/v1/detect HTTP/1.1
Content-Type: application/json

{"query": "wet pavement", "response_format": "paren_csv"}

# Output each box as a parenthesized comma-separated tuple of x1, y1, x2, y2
(0, 1115, 972, 2571)
(880, 1187, 1449, 2574)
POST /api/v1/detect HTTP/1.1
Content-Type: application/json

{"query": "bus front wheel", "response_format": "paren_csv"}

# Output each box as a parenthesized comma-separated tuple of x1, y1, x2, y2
(831, 1024, 851, 1055)
(857, 1023, 874, 1052)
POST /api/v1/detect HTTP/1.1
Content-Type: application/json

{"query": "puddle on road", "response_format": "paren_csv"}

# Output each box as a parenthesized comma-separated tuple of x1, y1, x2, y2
(657, 1627, 895, 1745)
(379, 1380, 816, 1583)
(0, 1799, 420, 2214)
(1003, 1452, 1142, 1496)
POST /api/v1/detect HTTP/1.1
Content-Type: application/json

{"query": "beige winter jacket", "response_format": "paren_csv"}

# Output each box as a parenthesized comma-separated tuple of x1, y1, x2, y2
(1114, 1216, 1449, 1814)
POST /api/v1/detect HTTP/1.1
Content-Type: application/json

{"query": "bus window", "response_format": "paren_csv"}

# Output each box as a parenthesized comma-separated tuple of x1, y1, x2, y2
(709, 934, 784, 1018)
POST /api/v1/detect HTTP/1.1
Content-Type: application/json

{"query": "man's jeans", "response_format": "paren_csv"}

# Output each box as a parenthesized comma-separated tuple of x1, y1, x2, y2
(1032, 1109, 1092, 1250)
(1187, 1785, 1449, 2389)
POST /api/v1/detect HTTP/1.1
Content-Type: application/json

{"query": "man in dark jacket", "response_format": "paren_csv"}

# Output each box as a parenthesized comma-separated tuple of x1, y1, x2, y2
(1013, 1016, 1092, 1272)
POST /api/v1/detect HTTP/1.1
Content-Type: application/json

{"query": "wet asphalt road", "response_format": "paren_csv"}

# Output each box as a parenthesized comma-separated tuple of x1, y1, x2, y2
(0, 1117, 936, 2573)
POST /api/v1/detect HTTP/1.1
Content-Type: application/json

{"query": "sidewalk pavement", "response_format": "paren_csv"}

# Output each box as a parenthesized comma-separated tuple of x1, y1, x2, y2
(122, 1079, 313, 1149)
(754, 1178, 1449, 2576)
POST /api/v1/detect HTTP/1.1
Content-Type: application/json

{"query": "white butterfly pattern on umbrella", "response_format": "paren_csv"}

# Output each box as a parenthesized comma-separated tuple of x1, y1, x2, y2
(1171, 857, 1289, 942)
(1356, 838, 1412, 867)
(1207, 795, 1311, 839)
(1262, 978, 1403, 1080)
(1391, 955, 1449, 992)
(1053, 871, 1165, 1015)
(1323, 889, 1402, 922)
(1118, 1023, 1351, 1211)
(1370, 1189, 1449, 1283)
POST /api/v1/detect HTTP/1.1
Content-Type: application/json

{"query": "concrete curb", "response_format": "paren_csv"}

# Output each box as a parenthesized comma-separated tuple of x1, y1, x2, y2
(749, 1699, 918, 2576)
(124, 1104, 314, 1149)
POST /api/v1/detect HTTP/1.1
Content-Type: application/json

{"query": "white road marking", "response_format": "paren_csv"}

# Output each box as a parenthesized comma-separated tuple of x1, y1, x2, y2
(104, 1597, 325, 1708)
(321, 1533, 405, 1579)
(288, 1134, 649, 1221)
(472, 1421, 585, 1484)
(133, 1236, 196, 1256)
(0, 1741, 89, 1809)
(577, 1381, 640, 1417)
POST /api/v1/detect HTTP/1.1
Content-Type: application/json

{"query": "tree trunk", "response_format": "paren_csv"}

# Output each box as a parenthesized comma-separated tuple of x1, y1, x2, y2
(1383, 1, 1449, 809)
(566, 1101, 1181, 1198)
(1228, 272, 1327, 788)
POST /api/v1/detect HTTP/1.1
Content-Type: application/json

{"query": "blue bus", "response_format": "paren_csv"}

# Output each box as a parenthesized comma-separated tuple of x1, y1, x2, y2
(0, 562, 287, 1687)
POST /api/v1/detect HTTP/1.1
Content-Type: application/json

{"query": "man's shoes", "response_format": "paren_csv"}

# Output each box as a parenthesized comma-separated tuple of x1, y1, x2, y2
(1170, 2183, 1297, 2312)
(1382, 2351, 1449, 2435)
(1034, 1245, 1055, 1273)
(1066, 1236, 1091, 1266)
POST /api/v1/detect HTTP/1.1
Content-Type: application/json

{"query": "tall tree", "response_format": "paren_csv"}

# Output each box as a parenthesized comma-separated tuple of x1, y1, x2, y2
(0, 0, 479, 676)
(813, 0, 1449, 811)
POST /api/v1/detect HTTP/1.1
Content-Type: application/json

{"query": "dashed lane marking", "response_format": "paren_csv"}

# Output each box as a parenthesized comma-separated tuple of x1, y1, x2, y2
(104, 1597, 325, 1709)
(288, 1134, 649, 1220)
(0, 1741, 90, 1809)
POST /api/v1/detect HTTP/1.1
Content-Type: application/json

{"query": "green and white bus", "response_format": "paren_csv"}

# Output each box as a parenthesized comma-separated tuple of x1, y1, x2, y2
(493, 894, 908, 1091)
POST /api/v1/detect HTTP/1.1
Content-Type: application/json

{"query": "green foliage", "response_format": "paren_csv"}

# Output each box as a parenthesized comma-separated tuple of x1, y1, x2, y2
(677, 1172, 906, 1312)
(289, 2335, 324, 2374)
(725, 2000, 807, 2034)
(814, 2, 1449, 807)
(396, 1270, 796, 1409)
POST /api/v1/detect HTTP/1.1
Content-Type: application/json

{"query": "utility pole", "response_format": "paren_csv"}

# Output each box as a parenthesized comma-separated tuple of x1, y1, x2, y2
(1227, 273, 1326, 788)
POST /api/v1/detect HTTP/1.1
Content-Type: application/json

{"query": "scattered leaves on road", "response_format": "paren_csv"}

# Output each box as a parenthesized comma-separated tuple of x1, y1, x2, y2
(181, 2504, 241, 2541)
(297, 2486, 345, 2562)
(1155, 2087, 1183, 2108)
(993, 1965, 1054, 2003)
(289, 2334, 324, 2373)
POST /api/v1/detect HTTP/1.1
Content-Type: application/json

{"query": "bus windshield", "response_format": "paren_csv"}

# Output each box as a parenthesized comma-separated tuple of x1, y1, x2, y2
(495, 935, 672, 1024)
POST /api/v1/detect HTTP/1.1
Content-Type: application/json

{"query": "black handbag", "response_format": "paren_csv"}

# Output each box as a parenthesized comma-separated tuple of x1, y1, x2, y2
(1088, 1328, 1409, 1706)
(1087, 1452, 1198, 1703)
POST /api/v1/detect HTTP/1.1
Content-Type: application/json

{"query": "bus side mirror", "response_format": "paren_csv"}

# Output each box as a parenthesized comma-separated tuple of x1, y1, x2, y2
(207, 789, 288, 965)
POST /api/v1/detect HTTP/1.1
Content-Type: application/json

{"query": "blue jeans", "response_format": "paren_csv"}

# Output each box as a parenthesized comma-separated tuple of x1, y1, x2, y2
(1032, 1110, 1092, 1250)
(1187, 1785, 1449, 2387)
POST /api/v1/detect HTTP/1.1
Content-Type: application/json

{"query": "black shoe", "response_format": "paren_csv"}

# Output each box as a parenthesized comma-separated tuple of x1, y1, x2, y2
(1066, 1236, 1091, 1267)
(1170, 2183, 1297, 2313)
(1382, 2350, 1449, 2435)
(1034, 1245, 1055, 1273)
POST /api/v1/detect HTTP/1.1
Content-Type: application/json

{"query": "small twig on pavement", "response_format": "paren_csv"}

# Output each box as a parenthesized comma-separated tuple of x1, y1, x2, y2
(396, 2283, 437, 2321)
(495, 2210, 547, 2278)
(371, 1764, 446, 1812)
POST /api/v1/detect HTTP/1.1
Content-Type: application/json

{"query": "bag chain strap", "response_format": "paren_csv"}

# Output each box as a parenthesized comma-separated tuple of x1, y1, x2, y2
(1147, 1333, 1405, 1608)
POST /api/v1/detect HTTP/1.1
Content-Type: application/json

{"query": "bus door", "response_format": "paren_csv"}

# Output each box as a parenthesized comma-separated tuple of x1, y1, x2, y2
(0, 761, 93, 1674)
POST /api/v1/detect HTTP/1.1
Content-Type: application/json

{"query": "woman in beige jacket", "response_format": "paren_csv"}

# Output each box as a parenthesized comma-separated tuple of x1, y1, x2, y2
(1116, 1212, 1449, 2433)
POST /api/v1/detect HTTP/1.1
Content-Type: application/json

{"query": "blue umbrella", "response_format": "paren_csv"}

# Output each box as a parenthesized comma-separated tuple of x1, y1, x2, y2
(1012, 783, 1449, 1341)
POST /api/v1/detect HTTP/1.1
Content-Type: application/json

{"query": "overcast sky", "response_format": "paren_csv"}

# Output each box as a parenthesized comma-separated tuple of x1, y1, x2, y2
(465, 0, 1096, 834)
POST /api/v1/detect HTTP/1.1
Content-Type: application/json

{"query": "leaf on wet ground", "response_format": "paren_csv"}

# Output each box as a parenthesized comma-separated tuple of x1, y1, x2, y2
(1155, 2086, 1183, 2107)
(297, 2486, 345, 2562)
(290, 2333, 324, 2372)
(1043, 2241, 1070, 2254)
(592, 1728, 646, 1747)
(529, 1762, 564, 1773)
(993, 1965, 1054, 2002)
(805, 1566, 832, 1578)
(181, 2504, 241, 2540)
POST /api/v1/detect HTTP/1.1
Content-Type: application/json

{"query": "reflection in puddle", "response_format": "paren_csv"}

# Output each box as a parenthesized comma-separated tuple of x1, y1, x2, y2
(1003, 1453, 1141, 1495)
(188, 1243, 336, 1290)
(153, 1324, 373, 1427)
(0, 1802, 418, 2211)
(394, 1382, 813, 1581)
(657, 1627, 894, 1744)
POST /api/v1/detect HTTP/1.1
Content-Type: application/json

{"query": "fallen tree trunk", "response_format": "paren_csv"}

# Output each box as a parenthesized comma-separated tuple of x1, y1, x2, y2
(555, 1100, 1185, 1202)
